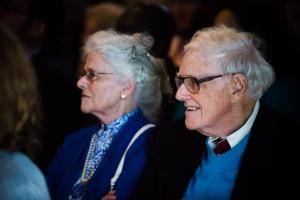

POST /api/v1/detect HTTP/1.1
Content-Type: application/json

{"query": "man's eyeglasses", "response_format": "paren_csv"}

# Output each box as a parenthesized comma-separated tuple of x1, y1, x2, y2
(175, 74, 224, 94)
(82, 70, 114, 82)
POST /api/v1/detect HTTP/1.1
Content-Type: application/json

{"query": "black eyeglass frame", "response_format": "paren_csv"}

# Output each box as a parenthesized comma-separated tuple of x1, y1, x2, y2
(175, 74, 224, 94)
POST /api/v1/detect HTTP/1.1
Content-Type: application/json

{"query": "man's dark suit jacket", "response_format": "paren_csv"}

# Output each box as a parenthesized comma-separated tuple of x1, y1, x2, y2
(132, 105, 298, 200)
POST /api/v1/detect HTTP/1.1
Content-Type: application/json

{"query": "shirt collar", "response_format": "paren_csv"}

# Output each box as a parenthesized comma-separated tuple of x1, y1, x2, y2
(97, 108, 138, 137)
(208, 101, 260, 148)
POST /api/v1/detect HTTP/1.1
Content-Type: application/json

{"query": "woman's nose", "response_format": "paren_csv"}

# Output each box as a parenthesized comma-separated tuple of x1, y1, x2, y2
(77, 76, 88, 90)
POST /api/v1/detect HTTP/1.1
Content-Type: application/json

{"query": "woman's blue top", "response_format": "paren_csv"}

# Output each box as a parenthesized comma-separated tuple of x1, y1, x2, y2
(46, 109, 153, 200)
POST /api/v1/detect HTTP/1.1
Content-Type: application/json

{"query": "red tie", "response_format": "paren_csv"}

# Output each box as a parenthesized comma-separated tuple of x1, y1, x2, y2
(213, 137, 231, 155)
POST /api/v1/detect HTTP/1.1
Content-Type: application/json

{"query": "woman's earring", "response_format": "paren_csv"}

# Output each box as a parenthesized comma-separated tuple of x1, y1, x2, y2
(120, 94, 127, 100)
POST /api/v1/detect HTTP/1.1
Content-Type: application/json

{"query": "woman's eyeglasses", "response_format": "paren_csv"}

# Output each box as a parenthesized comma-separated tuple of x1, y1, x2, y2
(82, 70, 114, 82)
(175, 75, 224, 94)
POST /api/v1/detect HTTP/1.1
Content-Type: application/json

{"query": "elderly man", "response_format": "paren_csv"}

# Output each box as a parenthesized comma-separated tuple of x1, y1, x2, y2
(132, 25, 298, 200)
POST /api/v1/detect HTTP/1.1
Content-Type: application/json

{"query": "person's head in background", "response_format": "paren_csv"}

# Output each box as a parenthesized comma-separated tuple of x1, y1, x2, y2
(0, 0, 31, 34)
(116, 2, 175, 59)
(167, 0, 218, 67)
(0, 24, 41, 161)
(176, 25, 275, 136)
(81, 2, 124, 43)
(0, 0, 48, 53)
(168, 0, 217, 38)
(78, 30, 172, 124)
(214, 9, 239, 29)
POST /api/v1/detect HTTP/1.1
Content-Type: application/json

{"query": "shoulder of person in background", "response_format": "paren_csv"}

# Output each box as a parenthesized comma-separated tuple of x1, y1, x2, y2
(0, 151, 51, 200)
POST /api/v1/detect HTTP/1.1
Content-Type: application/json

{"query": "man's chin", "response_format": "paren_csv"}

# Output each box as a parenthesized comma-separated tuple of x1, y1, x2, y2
(184, 119, 195, 130)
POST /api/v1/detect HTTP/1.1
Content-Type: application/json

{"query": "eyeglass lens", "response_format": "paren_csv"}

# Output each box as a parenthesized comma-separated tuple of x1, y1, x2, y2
(175, 77, 199, 94)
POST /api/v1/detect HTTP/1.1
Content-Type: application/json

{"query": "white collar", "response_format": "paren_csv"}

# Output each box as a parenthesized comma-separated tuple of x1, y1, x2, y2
(208, 101, 260, 148)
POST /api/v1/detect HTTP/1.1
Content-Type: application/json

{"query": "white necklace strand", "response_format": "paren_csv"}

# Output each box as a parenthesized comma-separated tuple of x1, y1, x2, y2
(80, 134, 96, 184)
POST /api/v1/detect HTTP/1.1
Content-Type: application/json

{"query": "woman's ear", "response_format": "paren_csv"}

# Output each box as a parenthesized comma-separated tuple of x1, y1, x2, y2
(230, 73, 248, 102)
(121, 79, 136, 99)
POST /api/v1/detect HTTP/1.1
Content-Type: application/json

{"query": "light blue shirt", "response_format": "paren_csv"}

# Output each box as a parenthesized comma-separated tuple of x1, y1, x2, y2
(0, 151, 51, 200)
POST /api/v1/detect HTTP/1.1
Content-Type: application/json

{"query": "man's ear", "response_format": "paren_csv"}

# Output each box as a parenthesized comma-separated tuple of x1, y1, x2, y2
(230, 73, 248, 102)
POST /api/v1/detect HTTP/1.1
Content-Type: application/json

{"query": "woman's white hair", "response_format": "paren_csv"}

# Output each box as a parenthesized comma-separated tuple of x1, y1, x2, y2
(83, 30, 172, 123)
(185, 25, 275, 100)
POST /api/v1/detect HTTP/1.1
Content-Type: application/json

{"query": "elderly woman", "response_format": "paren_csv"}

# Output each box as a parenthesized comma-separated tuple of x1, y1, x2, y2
(46, 30, 171, 200)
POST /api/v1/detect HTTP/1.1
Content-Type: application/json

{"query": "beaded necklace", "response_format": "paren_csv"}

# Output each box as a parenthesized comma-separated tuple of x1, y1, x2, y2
(68, 109, 138, 200)
(80, 109, 138, 184)
(80, 134, 97, 183)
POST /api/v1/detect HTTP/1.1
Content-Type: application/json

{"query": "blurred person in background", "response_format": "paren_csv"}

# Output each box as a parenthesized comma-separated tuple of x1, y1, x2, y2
(81, 2, 124, 43)
(0, 0, 84, 170)
(167, 0, 218, 67)
(0, 24, 50, 200)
